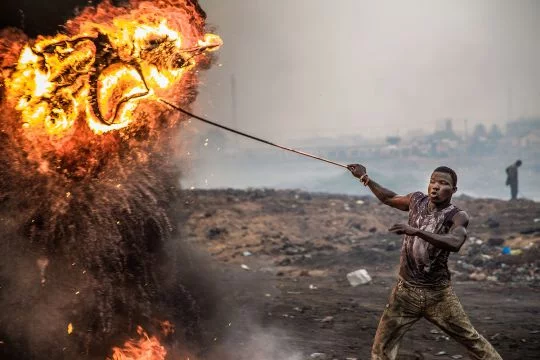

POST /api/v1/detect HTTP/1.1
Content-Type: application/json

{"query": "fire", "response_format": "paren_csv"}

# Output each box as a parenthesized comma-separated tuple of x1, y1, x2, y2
(4, 15, 220, 137)
(109, 326, 167, 360)
(0, 1, 221, 357)
(1, 0, 222, 171)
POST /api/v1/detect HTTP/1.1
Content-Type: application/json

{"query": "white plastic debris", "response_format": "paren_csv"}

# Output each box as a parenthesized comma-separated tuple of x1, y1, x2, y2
(240, 264, 250, 271)
(242, 251, 252, 256)
(320, 316, 334, 323)
(346, 269, 372, 286)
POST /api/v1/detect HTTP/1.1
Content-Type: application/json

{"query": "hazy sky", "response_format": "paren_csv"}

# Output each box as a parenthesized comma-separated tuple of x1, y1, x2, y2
(195, 0, 540, 141)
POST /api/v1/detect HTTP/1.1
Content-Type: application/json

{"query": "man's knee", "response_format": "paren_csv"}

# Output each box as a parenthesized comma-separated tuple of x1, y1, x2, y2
(371, 346, 397, 360)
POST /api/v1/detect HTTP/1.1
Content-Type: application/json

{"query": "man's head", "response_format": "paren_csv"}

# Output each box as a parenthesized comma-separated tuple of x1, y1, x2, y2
(516, 160, 522, 167)
(428, 166, 457, 204)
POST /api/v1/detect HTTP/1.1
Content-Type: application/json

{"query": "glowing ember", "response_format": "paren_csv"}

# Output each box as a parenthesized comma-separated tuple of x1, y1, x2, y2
(109, 326, 167, 360)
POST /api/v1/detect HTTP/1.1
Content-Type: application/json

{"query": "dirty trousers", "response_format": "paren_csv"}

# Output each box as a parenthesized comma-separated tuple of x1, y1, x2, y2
(371, 279, 502, 360)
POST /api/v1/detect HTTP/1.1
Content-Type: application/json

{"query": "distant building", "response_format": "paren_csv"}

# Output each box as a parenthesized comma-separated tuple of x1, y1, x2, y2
(487, 124, 503, 141)
(515, 132, 540, 148)
(506, 117, 540, 138)
(429, 118, 461, 142)
(506, 117, 540, 149)
(385, 136, 401, 146)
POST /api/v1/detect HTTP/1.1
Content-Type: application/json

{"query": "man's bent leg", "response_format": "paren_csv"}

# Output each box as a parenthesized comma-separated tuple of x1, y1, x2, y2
(371, 281, 422, 360)
(425, 287, 502, 360)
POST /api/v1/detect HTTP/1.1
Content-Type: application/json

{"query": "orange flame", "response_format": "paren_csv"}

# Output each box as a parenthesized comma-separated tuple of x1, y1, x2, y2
(1, 0, 222, 169)
(4, 16, 220, 138)
(109, 326, 167, 360)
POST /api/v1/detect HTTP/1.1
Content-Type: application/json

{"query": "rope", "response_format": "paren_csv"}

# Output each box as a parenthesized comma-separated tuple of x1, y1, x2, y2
(158, 98, 348, 169)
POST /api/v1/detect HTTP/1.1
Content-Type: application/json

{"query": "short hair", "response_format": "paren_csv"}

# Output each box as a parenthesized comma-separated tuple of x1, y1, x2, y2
(433, 166, 457, 187)
(516, 160, 522, 166)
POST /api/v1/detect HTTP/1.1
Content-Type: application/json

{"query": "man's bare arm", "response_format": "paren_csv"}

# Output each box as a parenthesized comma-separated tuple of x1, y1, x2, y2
(388, 211, 470, 252)
(347, 163, 411, 211)
(366, 179, 412, 211)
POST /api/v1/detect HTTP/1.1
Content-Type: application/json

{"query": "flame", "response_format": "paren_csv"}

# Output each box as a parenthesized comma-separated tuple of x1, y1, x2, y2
(2, 0, 221, 143)
(109, 326, 167, 360)
(197, 33, 223, 51)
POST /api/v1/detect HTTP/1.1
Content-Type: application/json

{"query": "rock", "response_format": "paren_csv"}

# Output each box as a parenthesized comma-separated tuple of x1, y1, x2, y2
(487, 237, 505, 246)
(310, 353, 328, 359)
(469, 272, 487, 281)
(486, 218, 500, 228)
(346, 269, 372, 286)
(471, 255, 486, 267)
(369, 227, 377, 233)
(451, 355, 464, 359)
(308, 269, 328, 277)
(276, 258, 291, 266)
(435, 351, 447, 356)
(385, 241, 398, 251)
(298, 192, 312, 201)
(520, 227, 540, 235)
(206, 227, 228, 239)
(350, 222, 362, 231)
(456, 261, 476, 272)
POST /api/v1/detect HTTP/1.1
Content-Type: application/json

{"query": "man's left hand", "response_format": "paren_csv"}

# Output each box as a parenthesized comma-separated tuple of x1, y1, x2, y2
(388, 223, 418, 236)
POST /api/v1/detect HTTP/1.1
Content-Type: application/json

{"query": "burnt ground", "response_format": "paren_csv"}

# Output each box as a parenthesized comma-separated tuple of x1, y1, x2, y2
(177, 189, 540, 360)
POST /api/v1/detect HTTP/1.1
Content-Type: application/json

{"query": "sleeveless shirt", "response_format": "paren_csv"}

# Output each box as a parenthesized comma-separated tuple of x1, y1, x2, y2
(399, 191, 461, 287)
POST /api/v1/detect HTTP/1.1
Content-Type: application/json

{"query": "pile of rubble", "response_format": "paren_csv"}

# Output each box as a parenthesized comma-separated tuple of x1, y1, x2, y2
(453, 236, 540, 285)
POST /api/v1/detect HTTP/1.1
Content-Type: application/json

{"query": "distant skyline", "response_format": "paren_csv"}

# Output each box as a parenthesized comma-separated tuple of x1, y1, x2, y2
(195, 0, 540, 141)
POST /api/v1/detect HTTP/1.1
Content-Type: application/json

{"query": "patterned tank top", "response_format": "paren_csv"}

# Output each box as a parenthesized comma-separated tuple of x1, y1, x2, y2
(399, 191, 461, 287)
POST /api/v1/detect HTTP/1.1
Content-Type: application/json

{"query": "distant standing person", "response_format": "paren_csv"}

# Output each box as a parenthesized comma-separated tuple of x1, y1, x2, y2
(506, 160, 522, 200)
(347, 164, 502, 360)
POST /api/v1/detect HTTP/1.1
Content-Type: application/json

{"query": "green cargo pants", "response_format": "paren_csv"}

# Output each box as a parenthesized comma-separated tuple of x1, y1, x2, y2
(371, 279, 502, 360)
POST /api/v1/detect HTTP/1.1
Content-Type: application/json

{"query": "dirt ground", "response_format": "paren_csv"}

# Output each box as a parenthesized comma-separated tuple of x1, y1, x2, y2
(178, 189, 540, 360)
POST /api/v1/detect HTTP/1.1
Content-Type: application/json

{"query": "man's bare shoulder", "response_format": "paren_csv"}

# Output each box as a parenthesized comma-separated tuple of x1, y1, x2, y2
(452, 210, 469, 227)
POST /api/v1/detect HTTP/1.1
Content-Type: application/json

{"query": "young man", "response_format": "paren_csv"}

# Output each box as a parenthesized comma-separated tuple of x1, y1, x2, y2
(347, 164, 502, 360)
(505, 160, 522, 200)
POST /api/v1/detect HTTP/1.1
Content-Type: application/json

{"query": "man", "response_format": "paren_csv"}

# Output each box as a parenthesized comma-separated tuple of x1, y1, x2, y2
(347, 164, 502, 360)
(505, 160, 522, 200)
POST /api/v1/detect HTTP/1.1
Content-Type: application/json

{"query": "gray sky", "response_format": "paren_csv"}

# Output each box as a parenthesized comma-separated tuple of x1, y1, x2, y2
(194, 0, 540, 141)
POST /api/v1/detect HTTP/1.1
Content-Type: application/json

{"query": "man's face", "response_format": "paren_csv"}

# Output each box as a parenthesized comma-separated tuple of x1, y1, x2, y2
(428, 171, 456, 204)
